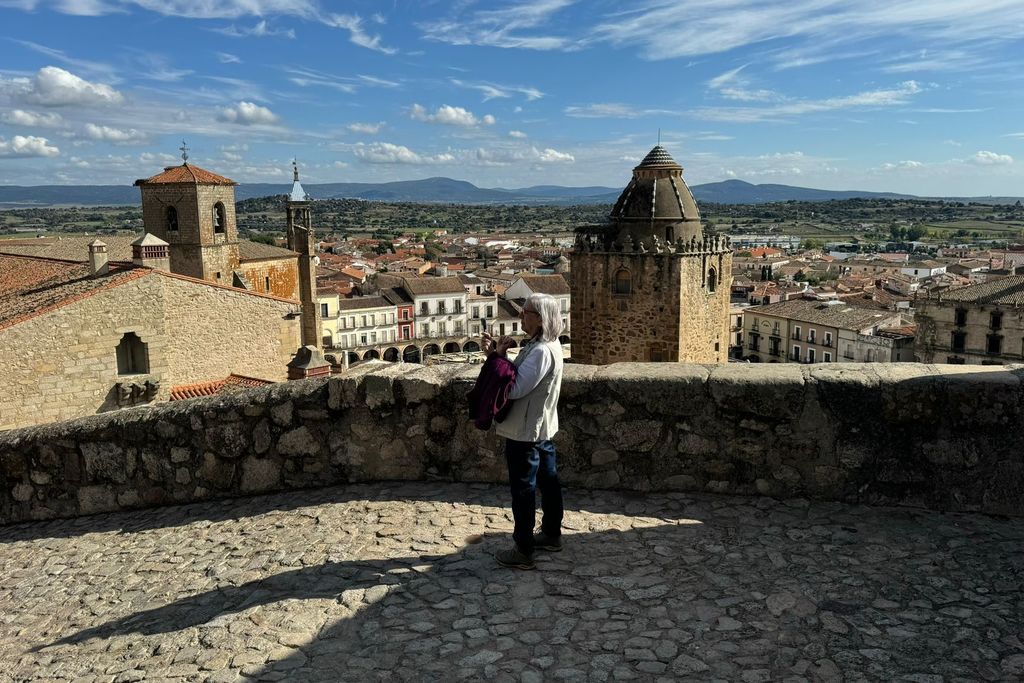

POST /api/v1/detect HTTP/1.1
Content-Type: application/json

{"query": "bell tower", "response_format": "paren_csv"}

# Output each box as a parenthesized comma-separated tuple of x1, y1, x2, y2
(134, 142, 241, 283)
(286, 160, 321, 349)
(570, 145, 732, 364)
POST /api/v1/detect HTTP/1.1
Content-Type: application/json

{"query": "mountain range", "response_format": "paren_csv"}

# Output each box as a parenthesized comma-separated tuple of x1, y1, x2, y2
(0, 176, 1019, 207)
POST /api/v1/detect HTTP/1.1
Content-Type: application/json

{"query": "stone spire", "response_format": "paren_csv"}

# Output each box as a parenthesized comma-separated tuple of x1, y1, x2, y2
(289, 159, 308, 203)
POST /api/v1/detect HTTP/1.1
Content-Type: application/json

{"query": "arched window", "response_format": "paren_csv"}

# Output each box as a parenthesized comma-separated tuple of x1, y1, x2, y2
(213, 202, 226, 234)
(613, 268, 631, 295)
(708, 268, 717, 293)
(166, 206, 178, 232)
(115, 332, 148, 375)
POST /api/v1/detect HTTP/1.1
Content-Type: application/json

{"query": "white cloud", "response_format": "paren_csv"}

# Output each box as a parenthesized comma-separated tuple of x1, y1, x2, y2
(450, 79, 545, 101)
(326, 13, 397, 54)
(942, 139, 962, 146)
(212, 20, 295, 39)
(879, 160, 924, 171)
(419, 0, 576, 51)
(13, 66, 124, 107)
(537, 147, 574, 163)
(410, 104, 495, 127)
(334, 160, 349, 168)
(220, 143, 248, 161)
(564, 103, 673, 118)
(1, 109, 63, 128)
(694, 81, 923, 123)
(0, 135, 60, 158)
(509, 130, 528, 139)
(83, 123, 148, 144)
(348, 122, 384, 134)
(216, 101, 279, 125)
(353, 142, 454, 164)
(357, 74, 399, 87)
(139, 151, 178, 165)
(973, 151, 1013, 165)
(217, 52, 242, 64)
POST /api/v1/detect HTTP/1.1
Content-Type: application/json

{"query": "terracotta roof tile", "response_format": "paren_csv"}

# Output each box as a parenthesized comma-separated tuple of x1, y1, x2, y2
(0, 254, 150, 331)
(135, 164, 237, 186)
(516, 274, 570, 295)
(170, 374, 274, 401)
(936, 275, 1024, 305)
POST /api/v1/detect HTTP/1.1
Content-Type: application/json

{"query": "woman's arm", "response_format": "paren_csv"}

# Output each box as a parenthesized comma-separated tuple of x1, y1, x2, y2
(508, 344, 552, 400)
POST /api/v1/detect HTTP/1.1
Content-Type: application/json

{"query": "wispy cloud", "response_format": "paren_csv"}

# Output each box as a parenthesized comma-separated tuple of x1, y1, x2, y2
(410, 104, 495, 127)
(564, 102, 673, 118)
(706, 64, 780, 102)
(451, 78, 544, 101)
(211, 19, 296, 39)
(11, 40, 118, 80)
(358, 74, 399, 87)
(348, 121, 384, 135)
(419, 0, 577, 51)
(285, 67, 356, 93)
(325, 13, 397, 54)
(693, 81, 924, 123)
(216, 52, 242, 64)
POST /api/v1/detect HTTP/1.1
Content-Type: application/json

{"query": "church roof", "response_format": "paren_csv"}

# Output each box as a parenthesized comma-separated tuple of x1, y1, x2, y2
(0, 254, 149, 332)
(131, 233, 169, 247)
(290, 179, 309, 202)
(134, 164, 237, 186)
(237, 240, 298, 261)
(635, 145, 681, 170)
(937, 275, 1024, 305)
(1, 234, 297, 264)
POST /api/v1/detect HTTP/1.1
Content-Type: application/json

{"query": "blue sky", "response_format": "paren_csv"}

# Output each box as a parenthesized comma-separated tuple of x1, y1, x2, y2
(1, 0, 1023, 196)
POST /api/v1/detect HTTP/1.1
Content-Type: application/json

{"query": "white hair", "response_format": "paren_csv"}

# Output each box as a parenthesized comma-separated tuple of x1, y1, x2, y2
(527, 293, 563, 343)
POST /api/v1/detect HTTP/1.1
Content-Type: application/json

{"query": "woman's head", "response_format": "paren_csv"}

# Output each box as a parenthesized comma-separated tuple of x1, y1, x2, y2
(521, 293, 563, 343)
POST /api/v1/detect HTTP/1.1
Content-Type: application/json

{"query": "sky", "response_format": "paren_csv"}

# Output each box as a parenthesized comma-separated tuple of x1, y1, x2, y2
(1, 0, 1023, 197)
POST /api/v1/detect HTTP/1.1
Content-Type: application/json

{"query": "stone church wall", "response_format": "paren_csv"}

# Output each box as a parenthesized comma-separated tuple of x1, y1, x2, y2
(0, 273, 301, 432)
(2, 362, 1022, 524)
(236, 257, 300, 300)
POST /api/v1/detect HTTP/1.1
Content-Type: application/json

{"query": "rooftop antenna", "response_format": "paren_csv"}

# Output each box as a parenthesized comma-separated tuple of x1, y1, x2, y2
(179, 140, 189, 164)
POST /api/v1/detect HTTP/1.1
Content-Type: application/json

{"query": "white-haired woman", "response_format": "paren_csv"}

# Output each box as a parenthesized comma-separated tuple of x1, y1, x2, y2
(482, 292, 565, 570)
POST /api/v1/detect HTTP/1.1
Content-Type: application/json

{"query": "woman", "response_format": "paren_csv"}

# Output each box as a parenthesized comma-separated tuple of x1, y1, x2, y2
(482, 292, 565, 570)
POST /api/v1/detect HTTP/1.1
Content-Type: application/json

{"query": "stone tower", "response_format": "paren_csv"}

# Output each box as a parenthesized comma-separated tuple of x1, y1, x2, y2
(286, 161, 321, 349)
(134, 147, 240, 284)
(570, 145, 732, 364)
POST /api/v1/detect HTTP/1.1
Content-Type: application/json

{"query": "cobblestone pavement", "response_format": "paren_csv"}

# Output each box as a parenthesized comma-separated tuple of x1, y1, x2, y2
(1, 483, 1023, 683)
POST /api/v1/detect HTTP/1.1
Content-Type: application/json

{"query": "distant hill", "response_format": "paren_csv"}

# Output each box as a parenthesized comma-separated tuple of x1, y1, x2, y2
(691, 179, 915, 203)
(1, 176, 1020, 208)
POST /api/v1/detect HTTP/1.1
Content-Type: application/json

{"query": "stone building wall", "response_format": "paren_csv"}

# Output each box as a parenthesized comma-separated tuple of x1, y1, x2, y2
(159, 273, 300, 384)
(2, 362, 1022, 524)
(0, 272, 301, 432)
(571, 250, 731, 363)
(915, 299, 1024, 364)
(237, 257, 300, 300)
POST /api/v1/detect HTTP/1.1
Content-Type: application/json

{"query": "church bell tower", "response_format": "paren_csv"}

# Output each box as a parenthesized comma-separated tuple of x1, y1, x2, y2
(570, 145, 732, 364)
(286, 161, 321, 349)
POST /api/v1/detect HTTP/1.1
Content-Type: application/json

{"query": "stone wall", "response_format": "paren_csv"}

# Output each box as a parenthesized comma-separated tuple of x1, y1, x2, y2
(2, 362, 1022, 524)
(915, 298, 1024, 365)
(571, 251, 730, 364)
(237, 257, 300, 302)
(0, 272, 301, 431)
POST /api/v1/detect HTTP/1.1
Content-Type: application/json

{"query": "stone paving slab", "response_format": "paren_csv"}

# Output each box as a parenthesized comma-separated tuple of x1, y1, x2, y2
(1, 483, 1022, 682)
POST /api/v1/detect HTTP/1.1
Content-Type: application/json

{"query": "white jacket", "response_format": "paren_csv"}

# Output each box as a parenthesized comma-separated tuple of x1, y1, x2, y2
(495, 338, 563, 442)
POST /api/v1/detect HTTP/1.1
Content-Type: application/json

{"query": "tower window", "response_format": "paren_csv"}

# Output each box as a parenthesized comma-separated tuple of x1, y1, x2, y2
(213, 202, 226, 234)
(166, 206, 178, 232)
(708, 268, 717, 293)
(613, 268, 631, 295)
(115, 332, 148, 375)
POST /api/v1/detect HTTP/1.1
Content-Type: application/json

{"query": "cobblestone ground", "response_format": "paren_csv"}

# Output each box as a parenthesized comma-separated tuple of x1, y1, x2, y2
(1, 483, 1023, 683)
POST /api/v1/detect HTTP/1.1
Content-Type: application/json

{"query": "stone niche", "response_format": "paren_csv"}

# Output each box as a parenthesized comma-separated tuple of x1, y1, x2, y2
(1, 362, 1023, 524)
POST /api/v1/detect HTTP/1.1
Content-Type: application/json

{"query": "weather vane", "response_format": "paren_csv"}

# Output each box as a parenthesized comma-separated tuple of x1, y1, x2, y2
(657, 128, 661, 145)
(179, 140, 189, 164)
(292, 158, 299, 181)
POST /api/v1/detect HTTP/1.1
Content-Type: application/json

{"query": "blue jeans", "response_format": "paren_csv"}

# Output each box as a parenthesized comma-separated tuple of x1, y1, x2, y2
(505, 439, 563, 555)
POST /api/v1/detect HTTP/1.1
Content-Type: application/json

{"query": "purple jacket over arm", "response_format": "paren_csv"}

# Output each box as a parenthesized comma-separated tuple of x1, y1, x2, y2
(466, 352, 517, 430)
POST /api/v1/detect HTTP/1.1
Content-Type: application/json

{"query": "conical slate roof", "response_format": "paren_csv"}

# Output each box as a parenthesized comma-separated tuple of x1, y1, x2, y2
(635, 145, 681, 170)
(609, 145, 703, 244)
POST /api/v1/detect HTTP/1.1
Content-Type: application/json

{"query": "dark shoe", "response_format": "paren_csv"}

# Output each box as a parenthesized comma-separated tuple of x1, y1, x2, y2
(495, 546, 535, 570)
(533, 531, 562, 552)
